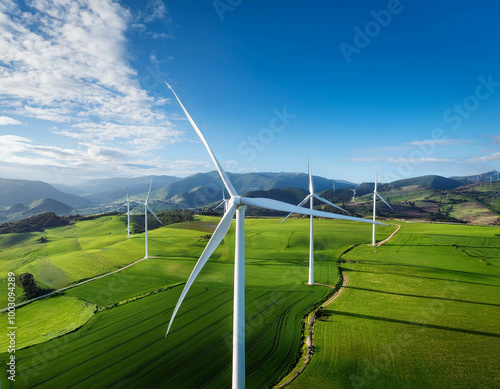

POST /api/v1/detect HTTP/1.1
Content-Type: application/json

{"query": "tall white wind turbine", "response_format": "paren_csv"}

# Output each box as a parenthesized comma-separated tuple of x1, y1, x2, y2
(164, 82, 387, 389)
(372, 169, 393, 246)
(144, 179, 163, 259)
(281, 158, 348, 285)
(350, 183, 361, 202)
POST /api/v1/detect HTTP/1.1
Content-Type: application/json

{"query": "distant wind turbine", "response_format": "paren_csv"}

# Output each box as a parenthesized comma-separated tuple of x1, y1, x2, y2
(126, 187, 130, 238)
(281, 158, 348, 285)
(372, 169, 393, 246)
(350, 183, 362, 202)
(164, 82, 387, 389)
(213, 189, 229, 213)
(488, 192, 499, 205)
(144, 179, 163, 259)
(114, 187, 131, 238)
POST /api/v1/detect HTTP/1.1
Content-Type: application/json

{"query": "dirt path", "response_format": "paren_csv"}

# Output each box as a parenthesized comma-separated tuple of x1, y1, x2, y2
(316, 273, 349, 307)
(1, 255, 155, 312)
(277, 273, 349, 388)
(376, 224, 401, 247)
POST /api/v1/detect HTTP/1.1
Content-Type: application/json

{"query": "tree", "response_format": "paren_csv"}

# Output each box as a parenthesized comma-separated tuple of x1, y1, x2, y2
(18, 273, 42, 299)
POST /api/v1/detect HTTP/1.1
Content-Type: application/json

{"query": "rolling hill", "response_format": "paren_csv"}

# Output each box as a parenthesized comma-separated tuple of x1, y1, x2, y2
(0, 178, 91, 208)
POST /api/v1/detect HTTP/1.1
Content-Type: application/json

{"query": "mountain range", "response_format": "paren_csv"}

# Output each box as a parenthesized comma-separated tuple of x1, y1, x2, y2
(0, 171, 498, 225)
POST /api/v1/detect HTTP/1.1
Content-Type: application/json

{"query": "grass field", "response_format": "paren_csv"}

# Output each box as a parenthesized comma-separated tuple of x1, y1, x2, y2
(289, 222, 500, 389)
(2, 214, 498, 388)
(0, 215, 389, 388)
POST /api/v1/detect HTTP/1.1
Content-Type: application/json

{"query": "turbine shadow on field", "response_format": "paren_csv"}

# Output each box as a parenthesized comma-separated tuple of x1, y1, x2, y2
(322, 311, 500, 338)
(341, 267, 500, 288)
(355, 260, 499, 279)
(345, 286, 500, 307)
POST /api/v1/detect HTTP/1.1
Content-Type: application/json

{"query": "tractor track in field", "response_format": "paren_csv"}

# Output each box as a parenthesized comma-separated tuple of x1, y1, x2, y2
(0, 255, 157, 312)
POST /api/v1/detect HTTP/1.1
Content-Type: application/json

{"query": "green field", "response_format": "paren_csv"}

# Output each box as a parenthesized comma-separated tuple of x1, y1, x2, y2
(1, 215, 498, 388)
(289, 222, 500, 389)
(0, 215, 389, 388)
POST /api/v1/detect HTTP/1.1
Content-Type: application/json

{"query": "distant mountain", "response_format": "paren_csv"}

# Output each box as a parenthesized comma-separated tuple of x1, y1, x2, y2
(450, 171, 498, 184)
(0, 178, 91, 208)
(383, 175, 462, 190)
(152, 171, 355, 206)
(66, 175, 180, 203)
(0, 198, 74, 224)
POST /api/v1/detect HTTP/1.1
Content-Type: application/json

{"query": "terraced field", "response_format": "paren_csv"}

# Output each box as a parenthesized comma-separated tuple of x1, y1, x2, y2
(0, 215, 390, 388)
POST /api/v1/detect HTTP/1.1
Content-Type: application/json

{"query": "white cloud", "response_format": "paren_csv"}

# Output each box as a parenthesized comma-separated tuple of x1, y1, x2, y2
(0, 0, 169, 126)
(0, 116, 24, 126)
(410, 139, 479, 147)
(467, 153, 500, 162)
(0, 134, 209, 183)
(347, 156, 455, 163)
(55, 122, 183, 150)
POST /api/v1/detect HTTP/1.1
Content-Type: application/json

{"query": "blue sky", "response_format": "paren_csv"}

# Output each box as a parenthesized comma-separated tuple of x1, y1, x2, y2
(0, 0, 499, 185)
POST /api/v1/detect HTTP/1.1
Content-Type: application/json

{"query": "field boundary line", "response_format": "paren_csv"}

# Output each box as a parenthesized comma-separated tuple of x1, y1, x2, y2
(276, 272, 349, 388)
(0, 255, 154, 312)
(376, 224, 401, 247)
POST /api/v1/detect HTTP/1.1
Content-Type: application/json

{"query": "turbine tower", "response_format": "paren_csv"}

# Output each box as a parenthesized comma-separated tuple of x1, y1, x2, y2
(144, 179, 163, 259)
(164, 82, 387, 389)
(281, 158, 348, 285)
(126, 187, 130, 238)
(350, 183, 361, 202)
(372, 169, 393, 246)
(114, 188, 131, 238)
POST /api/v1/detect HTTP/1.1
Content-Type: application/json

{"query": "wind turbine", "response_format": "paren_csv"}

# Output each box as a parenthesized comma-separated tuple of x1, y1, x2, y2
(113, 187, 131, 238)
(350, 183, 362, 202)
(213, 189, 229, 213)
(280, 158, 348, 285)
(144, 179, 163, 259)
(126, 187, 130, 238)
(164, 82, 387, 389)
(488, 192, 499, 205)
(372, 169, 393, 246)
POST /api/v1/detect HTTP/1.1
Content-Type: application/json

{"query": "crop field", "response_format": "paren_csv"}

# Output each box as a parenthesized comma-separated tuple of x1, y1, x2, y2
(2, 214, 497, 388)
(289, 222, 500, 389)
(0, 215, 391, 388)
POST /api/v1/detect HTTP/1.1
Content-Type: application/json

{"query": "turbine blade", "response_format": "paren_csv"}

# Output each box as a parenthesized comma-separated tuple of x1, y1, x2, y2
(313, 194, 349, 214)
(308, 157, 314, 194)
(213, 200, 225, 210)
(165, 82, 238, 197)
(146, 205, 163, 224)
(280, 195, 310, 224)
(126, 187, 129, 202)
(165, 203, 237, 336)
(145, 178, 153, 205)
(376, 193, 394, 210)
(241, 197, 387, 225)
